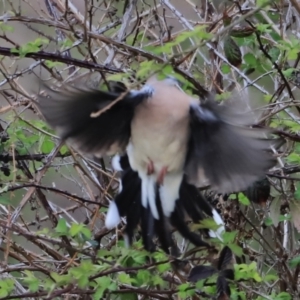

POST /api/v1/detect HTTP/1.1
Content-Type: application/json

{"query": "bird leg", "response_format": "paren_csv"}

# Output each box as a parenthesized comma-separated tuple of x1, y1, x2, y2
(147, 159, 155, 175)
(157, 166, 168, 185)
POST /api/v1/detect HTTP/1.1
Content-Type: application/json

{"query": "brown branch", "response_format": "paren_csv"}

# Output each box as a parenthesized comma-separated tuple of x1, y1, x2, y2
(3, 183, 103, 206)
(0, 152, 71, 162)
(0, 47, 120, 73)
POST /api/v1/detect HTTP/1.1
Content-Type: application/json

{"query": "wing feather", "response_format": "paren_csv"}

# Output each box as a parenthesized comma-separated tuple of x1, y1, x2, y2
(36, 81, 147, 156)
(185, 98, 277, 193)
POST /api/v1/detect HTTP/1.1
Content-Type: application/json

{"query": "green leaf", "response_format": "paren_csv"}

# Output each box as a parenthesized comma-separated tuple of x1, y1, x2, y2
(55, 218, 69, 235)
(94, 276, 112, 299)
(263, 274, 278, 282)
(23, 270, 40, 292)
(282, 68, 296, 78)
(80, 227, 92, 240)
(161, 64, 173, 76)
(69, 223, 85, 237)
(136, 269, 151, 286)
(195, 279, 205, 289)
(136, 60, 160, 79)
(264, 217, 273, 226)
(279, 214, 291, 221)
(289, 255, 300, 268)
(157, 262, 170, 273)
(148, 43, 174, 55)
(10, 38, 49, 58)
(257, 0, 271, 7)
(107, 73, 131, 82)
(243, 53, 257, 66)
(252, 272, 262, 282)
(0, 23, 14, 32)
(152, 274, 165, 287)
(295, 183, 300, 200)
(36, 228, 50, 236)
(274, 292, 292, 300)
(178, 287, 195, 299)
(118, 273, 135, 284)
(286, 152, 300, 163)
(178, 283, 191, 291)
(59, 145, 69, 155)
(113, 293, 137, 300)
(288, 48, 299, 60)
(0, 185, 8, 194)
(93, 286, 106, 300)
(228, 243, 243, 257)
(234, 262, 262, 282)
(45, 61, 64, 68)
(256, 24, 272, 33)
(173, 26, 211, 44)
(221, 64, 231, 74)
(238, 193, 250, 206)
(222, 231, 237, 244)
(69, 261, 99, 288)
(60, 38, 73, 48)
(41, 139, 55, 154)
(192, 217, 222, 231)
(50, 272, 71, 286)
(0, 197, 11, 205)
(78, 275, 89, 288)
(0, 279, 15, 297)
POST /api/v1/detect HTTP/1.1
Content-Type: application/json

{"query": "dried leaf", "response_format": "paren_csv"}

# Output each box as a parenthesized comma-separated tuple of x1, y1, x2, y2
(224, 36, 242, 68)
(290, 199, 300, 232)
(269, 195, 281, 227)
(188, 265, 217, 282)
(0, 105, 12, 114)
(230, 27, 255, 38)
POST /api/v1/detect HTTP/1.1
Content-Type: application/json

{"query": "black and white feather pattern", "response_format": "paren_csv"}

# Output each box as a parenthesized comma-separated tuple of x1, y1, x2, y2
(36, 78, 278, 253)
(106, 154, 224, 252)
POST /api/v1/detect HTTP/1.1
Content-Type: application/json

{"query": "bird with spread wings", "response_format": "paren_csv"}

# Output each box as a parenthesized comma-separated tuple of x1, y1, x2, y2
(36, 76, 276, 254)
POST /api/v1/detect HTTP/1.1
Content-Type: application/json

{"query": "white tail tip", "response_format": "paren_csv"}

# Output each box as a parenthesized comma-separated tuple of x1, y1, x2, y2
(209, 209, 225, 241)
(112, 155, 122, 171)
(105, 201, 121, 229)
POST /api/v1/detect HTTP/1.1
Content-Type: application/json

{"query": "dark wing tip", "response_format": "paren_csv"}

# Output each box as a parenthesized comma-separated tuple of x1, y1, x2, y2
(36, 81, 146, 156)
(186, 100, 278, 193)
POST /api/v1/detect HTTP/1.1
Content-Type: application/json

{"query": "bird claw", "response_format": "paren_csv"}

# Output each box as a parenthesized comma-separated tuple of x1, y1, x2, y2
(157, 166, 168, 185)
(147, 160, 155, 175)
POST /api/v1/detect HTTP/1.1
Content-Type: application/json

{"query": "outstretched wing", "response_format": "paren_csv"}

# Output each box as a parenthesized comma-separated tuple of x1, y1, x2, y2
(36, 81, 147, 156)
(185, 98, 277, 193)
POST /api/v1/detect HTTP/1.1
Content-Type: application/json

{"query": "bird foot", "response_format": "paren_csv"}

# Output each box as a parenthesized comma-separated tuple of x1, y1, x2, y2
(147, 160, 155, 175)
(157, 166, 168, 185)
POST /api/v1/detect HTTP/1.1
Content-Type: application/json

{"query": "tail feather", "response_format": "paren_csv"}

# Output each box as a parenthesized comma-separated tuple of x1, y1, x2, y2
(170, 204, 211, 248)
(106, 154, 224, 253)
(179, 179, 207, 222)
(179, 179, 225, 239)
(124, 189, 142, 246)
(155, 187, 179, 255)
(115, 169, 140, 217)
(141, 204, 155, 252)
